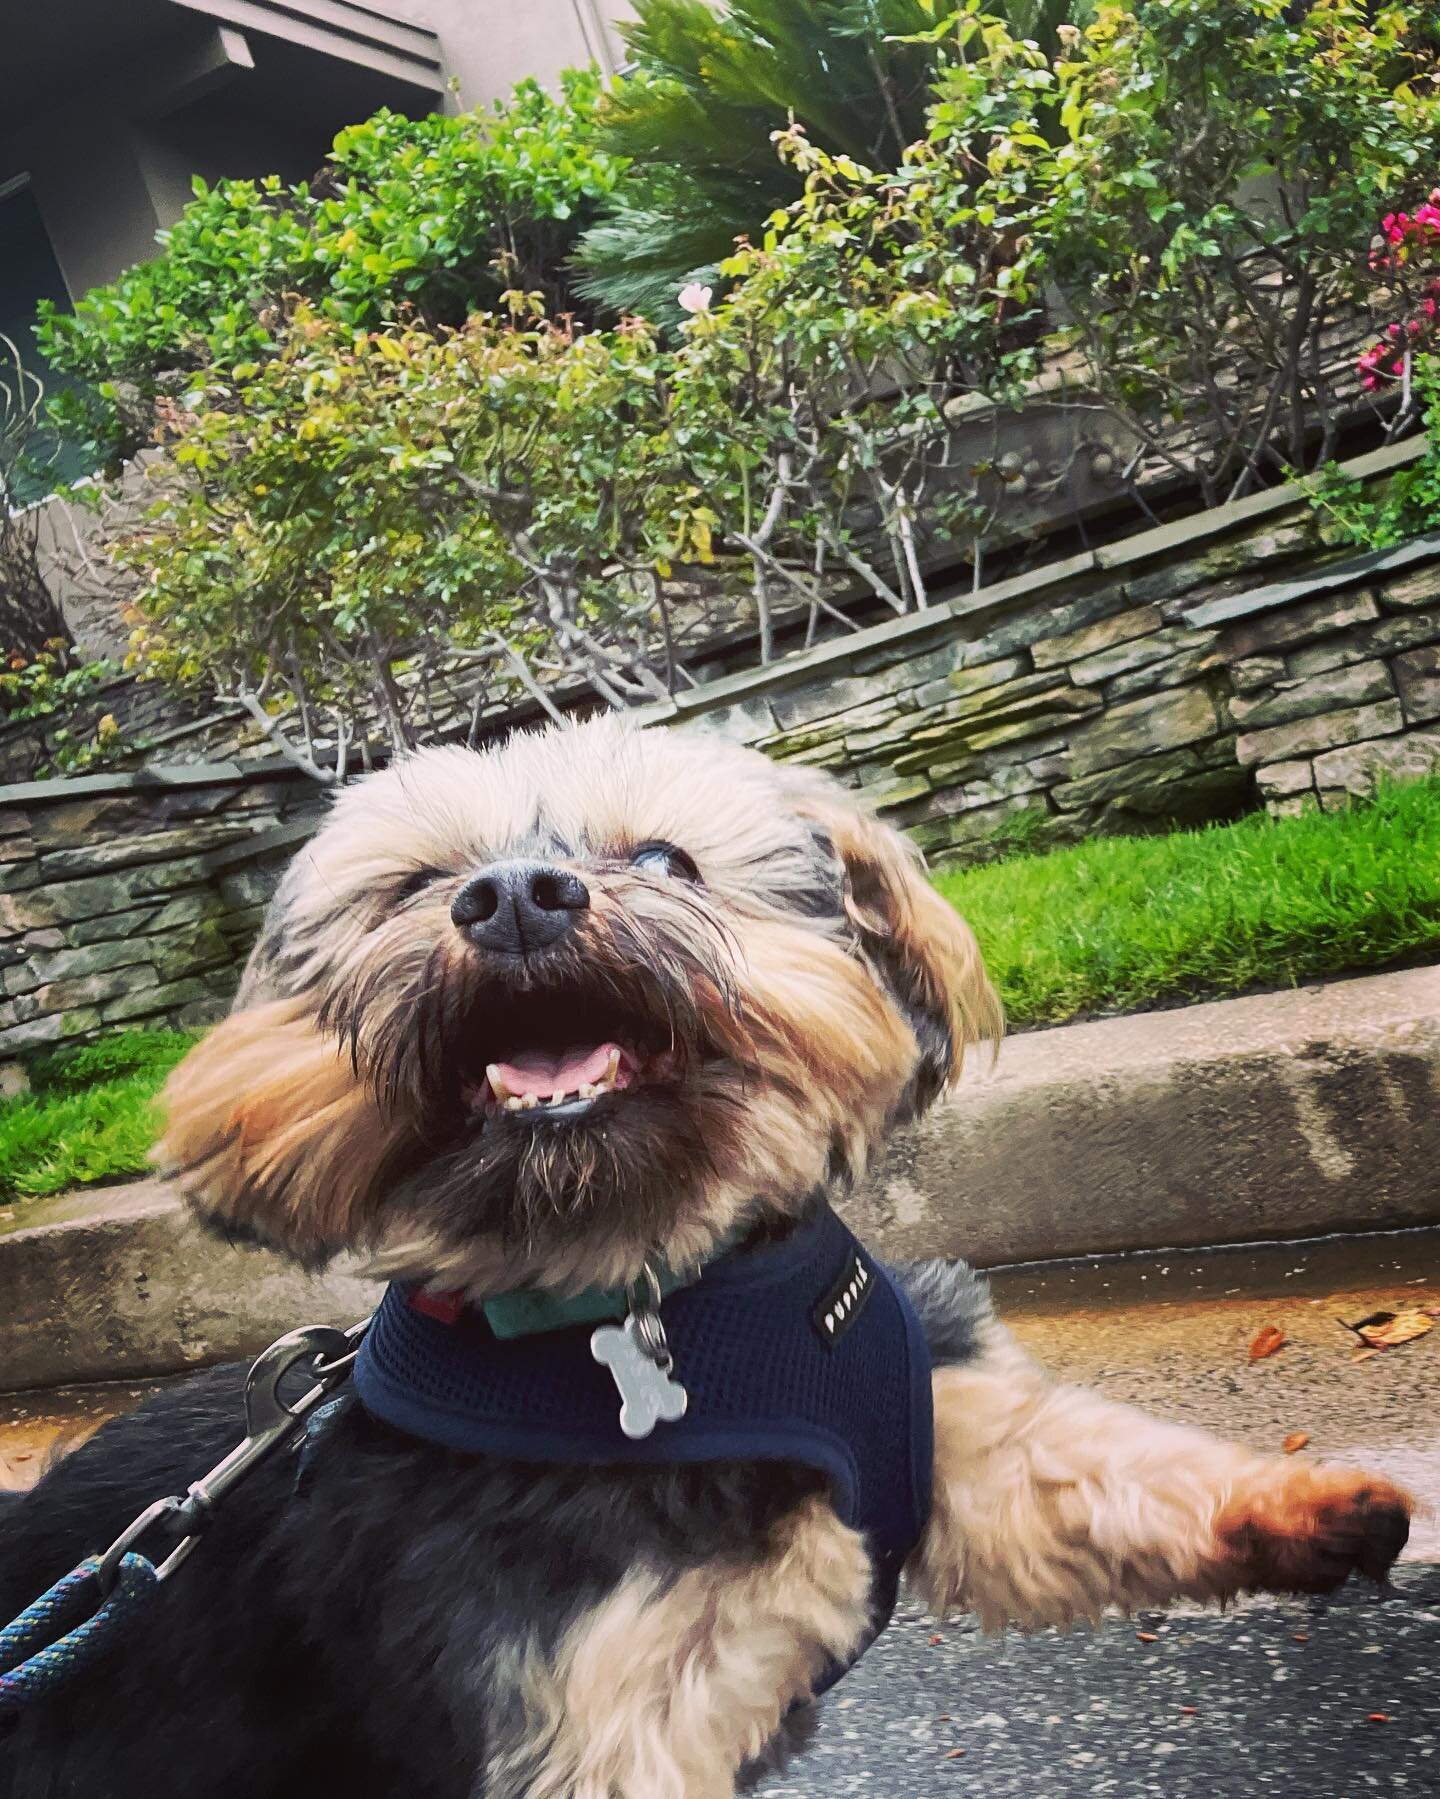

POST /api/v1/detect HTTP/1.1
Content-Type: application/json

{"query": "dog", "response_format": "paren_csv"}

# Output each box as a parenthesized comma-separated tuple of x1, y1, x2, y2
(0, 716, 1411, 1798)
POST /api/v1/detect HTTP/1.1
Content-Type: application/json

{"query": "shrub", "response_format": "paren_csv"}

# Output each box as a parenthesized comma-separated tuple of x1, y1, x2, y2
(36, 71, 623, 468)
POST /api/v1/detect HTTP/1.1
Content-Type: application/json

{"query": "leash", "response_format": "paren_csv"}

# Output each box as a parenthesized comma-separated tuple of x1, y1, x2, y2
(0, 1317, 369, 1713)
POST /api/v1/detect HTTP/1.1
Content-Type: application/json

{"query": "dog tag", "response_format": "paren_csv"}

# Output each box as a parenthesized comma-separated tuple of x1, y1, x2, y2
(590, 1315, 688, 1440)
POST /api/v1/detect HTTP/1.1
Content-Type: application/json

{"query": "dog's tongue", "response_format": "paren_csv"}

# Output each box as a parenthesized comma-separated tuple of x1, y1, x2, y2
(491, 1043, 625, 1098)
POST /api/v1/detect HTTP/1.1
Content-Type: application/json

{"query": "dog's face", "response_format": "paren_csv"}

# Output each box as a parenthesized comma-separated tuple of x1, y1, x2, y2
(161, 718, 999, 1293)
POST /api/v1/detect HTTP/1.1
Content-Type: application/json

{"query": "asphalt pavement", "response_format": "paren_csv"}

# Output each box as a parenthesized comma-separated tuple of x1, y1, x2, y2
(6, 1226, 1439, 1796)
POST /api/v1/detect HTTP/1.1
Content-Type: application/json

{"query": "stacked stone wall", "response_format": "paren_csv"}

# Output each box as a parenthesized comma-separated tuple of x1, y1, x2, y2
(3, 443, 1439, 1054)
(0, 767, 326, 1056)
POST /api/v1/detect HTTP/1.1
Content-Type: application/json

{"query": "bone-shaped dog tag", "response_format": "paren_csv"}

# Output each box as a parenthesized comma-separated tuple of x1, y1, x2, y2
(590, 1316, 688, 1439)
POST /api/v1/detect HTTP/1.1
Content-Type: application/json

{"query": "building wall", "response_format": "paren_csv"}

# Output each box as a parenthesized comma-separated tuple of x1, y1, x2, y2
(389, 0, 633, 107)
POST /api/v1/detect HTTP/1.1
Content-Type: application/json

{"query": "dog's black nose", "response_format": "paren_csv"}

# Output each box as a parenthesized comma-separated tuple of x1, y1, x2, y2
(452, 861, 589, 954)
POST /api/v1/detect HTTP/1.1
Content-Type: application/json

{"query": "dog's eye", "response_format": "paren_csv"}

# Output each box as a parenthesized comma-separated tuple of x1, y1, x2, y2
(630, 841, 700, 883)
(395, 866, 445, 904)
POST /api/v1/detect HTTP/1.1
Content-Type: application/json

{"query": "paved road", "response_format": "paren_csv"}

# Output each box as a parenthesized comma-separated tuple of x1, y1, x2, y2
(755, 1573, 1440, 1796)
(753, 1230, 1440, 1797)
(6, 1229, 1439, 1795)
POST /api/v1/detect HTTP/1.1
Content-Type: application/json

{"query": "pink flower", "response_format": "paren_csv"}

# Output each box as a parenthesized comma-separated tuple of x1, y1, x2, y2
(677, 283, 713, 315)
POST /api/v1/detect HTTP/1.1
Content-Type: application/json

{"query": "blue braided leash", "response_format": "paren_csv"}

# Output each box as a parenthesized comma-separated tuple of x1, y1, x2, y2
(0, 1554, 158, 1709)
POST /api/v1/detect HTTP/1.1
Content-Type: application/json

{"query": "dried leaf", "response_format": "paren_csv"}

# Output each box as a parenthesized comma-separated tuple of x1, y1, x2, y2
(1356, 1309, 1434, 1350)
(1249, 1324, 1287, 1362)
(1179, 1705, 1198, 1716)
(1292, 1633, 1309, 1644)
(1137, 1631, 1159, 1643)
(1368, 1713, 1391, 1724)
(945, 1748, 966, 1759)
(1282, 1431, 1310, 1455)
(1352, 1348, 1380, 1364)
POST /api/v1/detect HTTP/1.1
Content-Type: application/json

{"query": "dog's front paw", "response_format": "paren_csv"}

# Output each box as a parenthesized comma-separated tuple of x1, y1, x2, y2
(1214, 1464, 1412, 1596)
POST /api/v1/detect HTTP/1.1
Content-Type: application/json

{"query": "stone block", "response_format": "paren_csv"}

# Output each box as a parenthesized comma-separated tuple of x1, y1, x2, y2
(694, 698, 777, 744)
(0, 862, 41, 897)
(101, 976, 214, 1024)
(1269, 793, 1320, 818)
(962, 585, 1127, 662)
(1051, 745, 1206, 812)
(32, 963, 161, 1014)
(24, 938, 158, 985)
(1394, 647, 1440, 724)
(867, 775, 932, 814)
(217, 867, 284, 911)
(1215, 590, 1379, 660)
(1031, 605, 1162, 671)
(0, 1008, 100, 1056)
(37, 821, 255, 881)
(1235, 700, 1404, 767)
(1378, 564, 1440, 611)
(1066, 685, 1221, 778)
(0, 1060, 30, 1099)
(1287, 607, 1440, 679)
(769, 676, 893, 732)
(1311, 731, 1440, 802)
(1069, 625, 1209, 688)
(1105, 644, 1223, 704)
(1231, 656, 1287, 692)
(1228, 659, 1393, 730)
(0, 859, 211, 932)
(152, 923, 233, 983)
(1255, 761, 1314, 798)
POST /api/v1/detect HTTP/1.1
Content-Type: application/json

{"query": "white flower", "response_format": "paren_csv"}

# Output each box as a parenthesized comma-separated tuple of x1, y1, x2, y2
(678, 282, 713, 315)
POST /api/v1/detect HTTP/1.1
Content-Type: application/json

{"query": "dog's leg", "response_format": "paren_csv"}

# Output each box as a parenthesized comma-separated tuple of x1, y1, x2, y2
(910, 1320, 1411, 1631)
(510, 1495, 870, 1799)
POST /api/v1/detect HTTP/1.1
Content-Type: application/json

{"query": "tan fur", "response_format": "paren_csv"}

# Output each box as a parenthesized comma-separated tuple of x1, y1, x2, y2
(912, 1319, 1412, 1631)
(160, 716, 997, 1293)
(780, 767, 1004, 1074)
(157, 997, 417, 1256)
(504, 1497, 870, 1799)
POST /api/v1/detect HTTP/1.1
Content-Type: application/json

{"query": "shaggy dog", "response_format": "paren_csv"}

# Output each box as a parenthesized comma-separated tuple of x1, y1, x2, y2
(0, 718, 1411, 1798)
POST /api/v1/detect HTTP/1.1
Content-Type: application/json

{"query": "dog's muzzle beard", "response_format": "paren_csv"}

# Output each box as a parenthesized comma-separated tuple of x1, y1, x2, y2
(323, 909, 747, 1255)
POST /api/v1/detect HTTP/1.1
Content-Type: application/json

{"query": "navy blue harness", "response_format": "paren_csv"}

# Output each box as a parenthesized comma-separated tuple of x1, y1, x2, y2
(353, 1206, 933, 1684)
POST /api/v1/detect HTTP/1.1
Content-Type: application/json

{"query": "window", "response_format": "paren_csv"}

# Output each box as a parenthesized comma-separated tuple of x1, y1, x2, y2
(0, 178, 89, 501)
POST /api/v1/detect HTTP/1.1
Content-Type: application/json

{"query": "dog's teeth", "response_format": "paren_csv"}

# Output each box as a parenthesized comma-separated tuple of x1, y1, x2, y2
(520, 1093, 539, 1110)
(578, 1082, 596, 1098)
(503, 1096, 524, 1112)
(485, 1064, 513, 1102)
(601, 1046, 622, 1085)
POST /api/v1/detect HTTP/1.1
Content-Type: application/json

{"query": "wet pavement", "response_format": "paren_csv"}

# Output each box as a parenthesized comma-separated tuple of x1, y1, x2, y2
(3, 1227, 1439, 1793)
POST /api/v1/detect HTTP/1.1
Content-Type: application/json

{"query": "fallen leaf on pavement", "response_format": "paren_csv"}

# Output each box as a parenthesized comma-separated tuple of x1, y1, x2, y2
(1352, 1348, 1380, 1363)
(945, 1748, 966, 1759)
(1350, 1309, 1434, 1350)
(1282, 1431, 1310, 1454)
(1137, 1631, 1159, 1643)
(1368, 1713, 1391, 1724)
(1249, 1324, 1286, 1362)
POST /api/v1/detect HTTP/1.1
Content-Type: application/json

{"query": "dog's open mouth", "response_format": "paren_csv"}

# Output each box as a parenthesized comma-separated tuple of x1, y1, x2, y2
(459, 987, 680, 1123)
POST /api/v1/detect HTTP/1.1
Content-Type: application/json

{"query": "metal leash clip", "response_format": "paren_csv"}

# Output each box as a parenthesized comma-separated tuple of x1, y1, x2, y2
(0, 1316, 370, 1712)
(95, 1320, 370, 1590)
(590, 1261, 689, 1440)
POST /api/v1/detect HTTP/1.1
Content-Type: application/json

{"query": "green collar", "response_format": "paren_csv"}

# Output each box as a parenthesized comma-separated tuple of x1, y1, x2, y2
(481, 1227, 747, 1341)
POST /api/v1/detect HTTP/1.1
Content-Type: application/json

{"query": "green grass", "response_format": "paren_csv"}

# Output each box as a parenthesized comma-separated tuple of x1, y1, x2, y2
(0, 1028, 197, 1209)
(933, 779, 1440, 1029)
(1, 780, 1438, 1201)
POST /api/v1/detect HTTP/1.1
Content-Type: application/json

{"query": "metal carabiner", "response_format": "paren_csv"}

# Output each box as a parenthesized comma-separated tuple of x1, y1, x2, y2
(94, 1319, 369, 1592)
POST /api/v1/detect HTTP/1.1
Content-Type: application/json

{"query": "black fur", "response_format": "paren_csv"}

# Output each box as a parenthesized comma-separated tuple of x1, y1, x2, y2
(0, 1260, 987, 1798)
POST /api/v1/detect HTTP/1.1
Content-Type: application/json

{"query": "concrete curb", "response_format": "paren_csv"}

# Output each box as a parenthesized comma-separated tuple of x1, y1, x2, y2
(0, 1183, 375, 1392)
(3, 967, 1438, 1391)
(849, 965, 1440, 1266)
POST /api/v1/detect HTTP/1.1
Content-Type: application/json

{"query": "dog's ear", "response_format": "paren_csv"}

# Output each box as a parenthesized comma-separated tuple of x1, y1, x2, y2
(156, 997, 416, 1262)
(787, 777, 1003, 1111)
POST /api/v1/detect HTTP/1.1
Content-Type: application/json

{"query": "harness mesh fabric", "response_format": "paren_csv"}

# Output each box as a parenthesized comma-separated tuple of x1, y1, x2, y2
(353, 1206, 933, 1683)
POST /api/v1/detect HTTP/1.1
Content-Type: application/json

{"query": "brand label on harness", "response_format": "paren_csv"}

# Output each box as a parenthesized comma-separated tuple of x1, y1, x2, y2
(812, 1251, 873, 1348)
